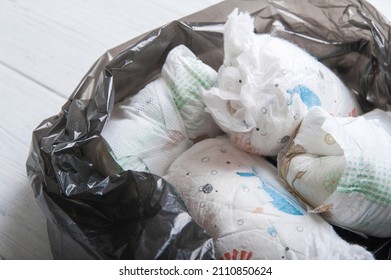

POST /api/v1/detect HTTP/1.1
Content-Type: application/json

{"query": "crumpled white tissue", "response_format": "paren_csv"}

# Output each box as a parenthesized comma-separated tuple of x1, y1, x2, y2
(202, 9, 362, 156)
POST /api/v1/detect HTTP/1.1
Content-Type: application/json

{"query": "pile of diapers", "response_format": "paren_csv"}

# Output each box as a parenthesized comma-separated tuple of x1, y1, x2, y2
(100, 9, 391, 259)
(278, 107, 391, 238)
(202, 9, 361, 156)
(165, 137, 373, 260)
(101, 45, 221, 176)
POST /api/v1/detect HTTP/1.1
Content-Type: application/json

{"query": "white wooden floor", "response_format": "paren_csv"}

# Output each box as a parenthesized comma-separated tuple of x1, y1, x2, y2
(0, 0, 390, 260)
(0, 0, 222, 260)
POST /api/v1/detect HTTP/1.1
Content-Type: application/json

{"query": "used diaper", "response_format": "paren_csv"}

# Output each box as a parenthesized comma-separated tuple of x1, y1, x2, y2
(101, 45, 221, 176)
(202, 9, 361, 156)
(101, 78, 192, 176)
(278, 106, 391, 238)
(162, 45, 222, 141)
(165, 136, 373, 259)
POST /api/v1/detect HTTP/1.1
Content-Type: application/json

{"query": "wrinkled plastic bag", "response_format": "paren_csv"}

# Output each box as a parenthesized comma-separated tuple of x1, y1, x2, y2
(26, 0, 391, 259)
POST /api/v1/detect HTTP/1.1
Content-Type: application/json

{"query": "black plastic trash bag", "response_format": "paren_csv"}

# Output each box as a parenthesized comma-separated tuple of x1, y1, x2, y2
(27, 0, 391, 259)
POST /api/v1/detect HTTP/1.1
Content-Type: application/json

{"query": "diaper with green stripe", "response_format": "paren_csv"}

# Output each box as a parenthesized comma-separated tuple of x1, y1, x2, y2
(161, 45, 222, 141)
(278, 106, 391, 238)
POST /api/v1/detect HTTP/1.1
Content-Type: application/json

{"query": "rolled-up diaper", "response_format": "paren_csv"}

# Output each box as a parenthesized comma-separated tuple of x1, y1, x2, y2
(101, 78, 192, 176)
(203, 9, 361, 156)
(278, 106, 391, 238)
(162, 45, 222, 141)
(165, 136, 373, 259)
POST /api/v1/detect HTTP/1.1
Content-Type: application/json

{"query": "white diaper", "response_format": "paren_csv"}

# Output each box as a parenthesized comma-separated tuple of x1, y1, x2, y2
(165, 136, 373, 259)
(278, 106, 391, 237)
(162, 45, 222, 141)
(101, 78, 192, 176)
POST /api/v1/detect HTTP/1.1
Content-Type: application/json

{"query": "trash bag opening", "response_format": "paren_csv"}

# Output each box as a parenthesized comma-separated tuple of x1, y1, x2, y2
(26, 0, 391, 259)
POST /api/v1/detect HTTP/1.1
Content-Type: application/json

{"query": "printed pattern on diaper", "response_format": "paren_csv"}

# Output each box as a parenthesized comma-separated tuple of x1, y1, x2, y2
(237, 168, 306, 215)
(349, 108, 359, 117)
(323, 170, 341, 194)
(165, 60, 216, 110)
(324, 133, 336, 145)
(287, 85, 321, 109)
(267, 226, 278, 237)
(230, 132, 261, 154)
(338, 156, 391, 208)
(220, 249, 253, 260)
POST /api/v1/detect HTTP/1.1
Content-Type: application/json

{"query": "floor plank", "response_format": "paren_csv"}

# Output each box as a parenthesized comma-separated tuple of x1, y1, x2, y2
(0, 63, 65, 259)
(0, 0, 222, 98)
(367, 0, 391, 21)
(0, 0, 221, 260)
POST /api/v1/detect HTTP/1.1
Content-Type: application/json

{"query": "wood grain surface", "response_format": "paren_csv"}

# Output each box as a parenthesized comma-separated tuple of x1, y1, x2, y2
(0, 0, 221, 260)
